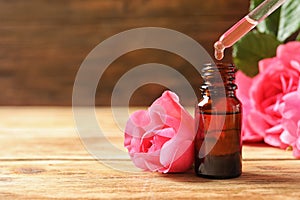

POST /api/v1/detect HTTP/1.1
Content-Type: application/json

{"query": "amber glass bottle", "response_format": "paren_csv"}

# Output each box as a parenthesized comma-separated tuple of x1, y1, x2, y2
(194, 63, 242, 179)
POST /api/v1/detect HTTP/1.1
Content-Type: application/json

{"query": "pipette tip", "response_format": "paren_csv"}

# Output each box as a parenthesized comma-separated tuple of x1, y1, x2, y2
(214, 41, 225, 60)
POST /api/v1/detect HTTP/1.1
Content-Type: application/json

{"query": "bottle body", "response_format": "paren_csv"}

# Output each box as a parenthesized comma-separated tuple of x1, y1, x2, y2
(194, 63, 242, 179)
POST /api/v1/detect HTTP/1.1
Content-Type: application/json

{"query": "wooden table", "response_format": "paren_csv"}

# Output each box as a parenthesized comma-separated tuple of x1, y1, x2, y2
(1, 107, 299, 199)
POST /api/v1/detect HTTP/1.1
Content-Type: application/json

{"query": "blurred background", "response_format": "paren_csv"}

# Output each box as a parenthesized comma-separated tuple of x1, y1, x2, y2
(0, 0, 248, 106)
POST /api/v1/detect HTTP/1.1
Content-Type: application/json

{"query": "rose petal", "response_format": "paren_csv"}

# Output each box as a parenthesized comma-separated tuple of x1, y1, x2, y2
(147, 128, 175, 153)
(258, 57, 282, 72)
(152, 91, 181, 118)
(281, 92, 300, 120)
(125, 110, 150, 138)
(280, 129, 296, 145)
(236, 71, 253, 114)
(242, 117, 264, 142)
(266, 124, 283, 134)
(159, 140, 194, 173)
(125, 134, 141, 155)
(290, 60, 300, 73)
(296, 135, 300, 152)
(132, 151, 161, 171)
(149, 104, 180, 131)
(159, 105, 194, 167)
(292, 131, 300, 158)
(264, 133, 285, 148)
(247, 111, 268, 137)
(129, 110, 150, 127)
(160, 142, 194, 173)
(292, 146, 300, 158)
(236, 71, 253, 99)
(277, 41, 300, 65)
(155, 127, 176, 138)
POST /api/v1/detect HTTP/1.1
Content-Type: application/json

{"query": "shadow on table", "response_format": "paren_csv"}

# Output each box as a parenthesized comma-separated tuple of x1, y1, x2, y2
(159, 170, 299, 184)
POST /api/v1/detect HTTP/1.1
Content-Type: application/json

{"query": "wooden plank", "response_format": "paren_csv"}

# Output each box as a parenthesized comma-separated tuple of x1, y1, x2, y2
(0, 20, 235, 106)
(0, 107, 296, 160)
(0, 160, 299, 199)
(0, 107, 299, 199)
(0, 136, 295, 161)
(0, 0, 248, 23)
(0, 132, 295, 160)
(0, 0, 249, 105)
(0, 122, 296, 160)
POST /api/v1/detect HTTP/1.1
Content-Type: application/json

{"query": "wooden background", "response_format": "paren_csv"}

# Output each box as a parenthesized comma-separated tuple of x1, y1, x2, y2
(0, 0, 249, 106)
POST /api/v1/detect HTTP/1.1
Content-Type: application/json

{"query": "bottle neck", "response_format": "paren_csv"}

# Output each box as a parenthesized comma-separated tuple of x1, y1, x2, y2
(201, 63, 237, 97)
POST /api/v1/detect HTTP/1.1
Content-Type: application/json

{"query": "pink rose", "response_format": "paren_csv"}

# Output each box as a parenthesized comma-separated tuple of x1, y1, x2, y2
(236, 70, 263, 142)
(236, 41, 300, 149)
(124, 91, 195, 173)
(279, 81, 300, 158)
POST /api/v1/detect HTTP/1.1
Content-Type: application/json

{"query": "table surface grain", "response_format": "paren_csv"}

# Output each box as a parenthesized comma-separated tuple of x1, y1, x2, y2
(1, 107, 299, 199)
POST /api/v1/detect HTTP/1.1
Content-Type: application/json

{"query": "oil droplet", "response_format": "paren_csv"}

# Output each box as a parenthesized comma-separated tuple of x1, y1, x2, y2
(214, 41, 225, 60)
(214, 49, 224, 60)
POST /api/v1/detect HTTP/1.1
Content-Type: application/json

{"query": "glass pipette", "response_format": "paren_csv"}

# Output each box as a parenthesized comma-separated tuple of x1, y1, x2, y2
(214, 0, 287, 60)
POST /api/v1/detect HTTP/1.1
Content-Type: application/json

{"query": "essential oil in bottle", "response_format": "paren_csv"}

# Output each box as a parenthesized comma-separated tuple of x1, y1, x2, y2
(194, 63, 242, 179)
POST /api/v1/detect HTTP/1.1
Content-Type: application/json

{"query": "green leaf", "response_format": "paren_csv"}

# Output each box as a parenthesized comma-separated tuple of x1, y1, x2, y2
(297, 32, 300, 41)
(250, 0, 280, 36)
(233, 31, 281, 77)
(277, 0, 300, 42)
